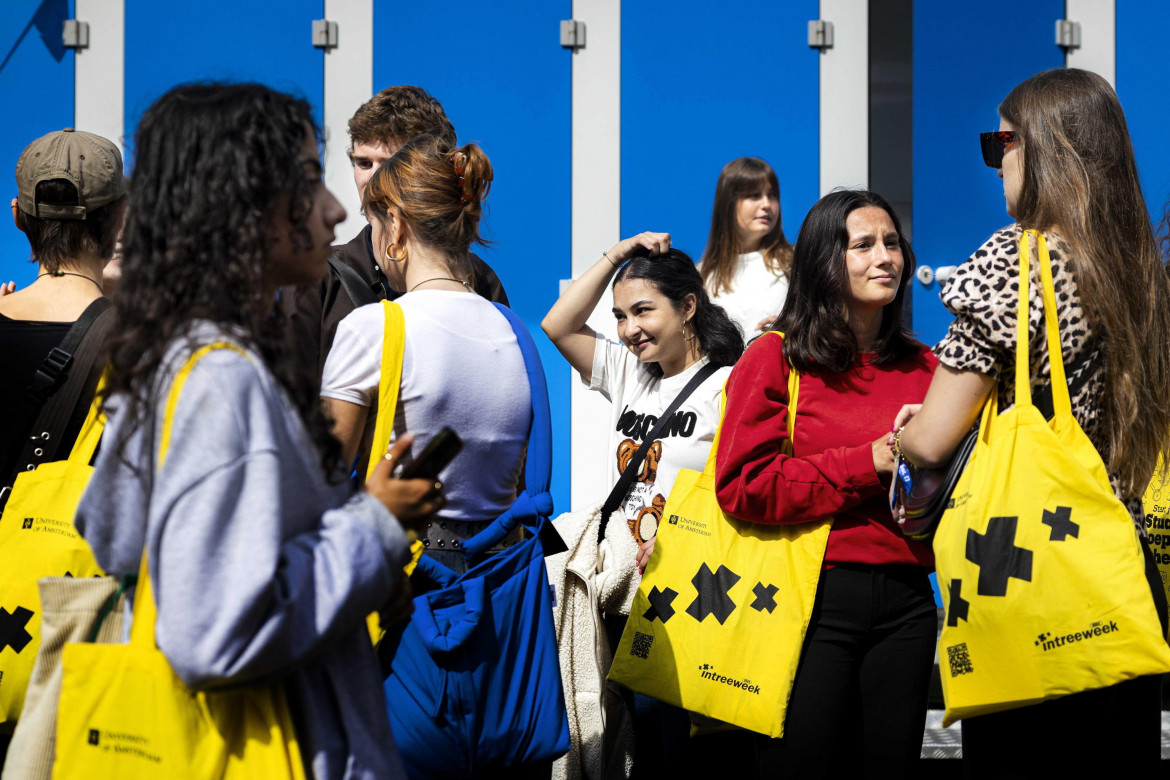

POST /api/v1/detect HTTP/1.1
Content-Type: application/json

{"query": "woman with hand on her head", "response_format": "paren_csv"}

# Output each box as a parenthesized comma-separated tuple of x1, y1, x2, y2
(715, 190, 936, 778)
(894, 68, 1170, 775)
(75, 83, 440, 778)
(699, 157, 794, 337)
(543, 232, 744, 774)
(543, 233, 744, 567)
(321, 137, 533, 573)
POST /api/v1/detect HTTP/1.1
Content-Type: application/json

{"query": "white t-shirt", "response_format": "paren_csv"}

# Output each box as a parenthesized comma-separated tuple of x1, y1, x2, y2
(588, 336, 731, 544)
(708, 251, 789, 339)
(321, 290, 531, 521)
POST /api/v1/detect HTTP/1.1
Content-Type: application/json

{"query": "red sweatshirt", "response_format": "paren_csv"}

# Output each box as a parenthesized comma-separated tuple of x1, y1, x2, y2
(714, 333, 936, 568)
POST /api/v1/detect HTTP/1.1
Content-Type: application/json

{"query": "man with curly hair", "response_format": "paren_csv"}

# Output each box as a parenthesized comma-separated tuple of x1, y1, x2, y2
(282, 85, 509, 380)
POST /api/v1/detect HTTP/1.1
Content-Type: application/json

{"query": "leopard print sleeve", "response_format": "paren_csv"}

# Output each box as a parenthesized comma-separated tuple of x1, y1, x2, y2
(932, 226, 1135, 523)
(934, 226, 1020, 378)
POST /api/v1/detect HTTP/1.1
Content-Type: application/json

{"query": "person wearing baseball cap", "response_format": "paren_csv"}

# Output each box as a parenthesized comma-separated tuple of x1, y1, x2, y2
(0, 128, 127, 493)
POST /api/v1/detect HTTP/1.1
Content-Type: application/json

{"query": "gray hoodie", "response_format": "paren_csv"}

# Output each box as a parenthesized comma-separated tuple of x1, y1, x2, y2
(76, 322, 409, 779)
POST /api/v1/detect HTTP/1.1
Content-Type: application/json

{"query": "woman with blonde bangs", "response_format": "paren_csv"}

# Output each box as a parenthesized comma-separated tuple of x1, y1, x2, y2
(699, 157, 794, 337)
(895, 68, 1170, 774)
(322, 137, 534, 573)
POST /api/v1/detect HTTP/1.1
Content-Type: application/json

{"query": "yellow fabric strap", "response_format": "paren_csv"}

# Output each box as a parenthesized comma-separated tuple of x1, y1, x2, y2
(1015, 230, 1071, 416)
(131, 342, 250, 649)
(66, 373, 108, 466)
(703, 331, 799, 475)
(365, 300, 406, 480)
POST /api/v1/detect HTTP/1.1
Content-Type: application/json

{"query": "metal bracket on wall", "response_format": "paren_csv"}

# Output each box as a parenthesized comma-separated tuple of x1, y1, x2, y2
(560, 20, 586, 51)
(62, 20, 89, 50)
(808, 20, 834, 50)
(312, 19, 339, 50)
(1055, 19, 1081, 50)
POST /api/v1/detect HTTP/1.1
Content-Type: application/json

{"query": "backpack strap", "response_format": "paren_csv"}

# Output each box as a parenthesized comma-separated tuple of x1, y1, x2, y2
(460, 304, 563, 558)
(5, 298, 113, 495)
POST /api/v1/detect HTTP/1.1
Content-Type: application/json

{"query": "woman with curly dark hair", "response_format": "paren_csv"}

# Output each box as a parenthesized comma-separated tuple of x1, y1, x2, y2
(74, 82, 439, 778)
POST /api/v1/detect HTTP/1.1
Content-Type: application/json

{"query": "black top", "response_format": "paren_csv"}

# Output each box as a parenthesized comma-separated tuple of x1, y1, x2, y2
(0, 314, 87, 481)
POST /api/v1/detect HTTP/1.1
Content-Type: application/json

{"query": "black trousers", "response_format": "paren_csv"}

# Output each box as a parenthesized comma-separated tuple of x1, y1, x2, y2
(754, 564, 938, 779)
(960, 542, 1169, 778)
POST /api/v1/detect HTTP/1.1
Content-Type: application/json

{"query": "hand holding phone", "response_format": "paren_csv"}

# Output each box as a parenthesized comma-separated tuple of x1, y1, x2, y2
(366, 434, 445, 533)
(399, 427, 463, 480)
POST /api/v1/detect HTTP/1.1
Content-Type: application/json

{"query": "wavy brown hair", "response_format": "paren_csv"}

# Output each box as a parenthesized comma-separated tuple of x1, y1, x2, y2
(103, 82, 342, 478)
(363, 136, 492, 279)
(1000, 67, 1170, 495)
(347, 85, 456, 152)
(699, 157, 793, 296)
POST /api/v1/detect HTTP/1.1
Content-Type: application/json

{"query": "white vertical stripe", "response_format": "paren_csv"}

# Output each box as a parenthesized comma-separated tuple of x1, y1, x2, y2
(1065, 0, 1115, 87)
(570, 0, 622, 508)
(74, 0, 125, 154)
(819, 0, 868, 194)
(324, 0, 374, 240)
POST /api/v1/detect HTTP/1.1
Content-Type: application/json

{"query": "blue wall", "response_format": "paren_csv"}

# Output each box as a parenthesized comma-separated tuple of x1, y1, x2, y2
(620, 0, 819, 264)
(1117, 0, 1170, 230)
(0, 0, 74, 288)
(911, 1, 1063, 346)
(374, 0, 573, 512)
(124, 0, 324, 156)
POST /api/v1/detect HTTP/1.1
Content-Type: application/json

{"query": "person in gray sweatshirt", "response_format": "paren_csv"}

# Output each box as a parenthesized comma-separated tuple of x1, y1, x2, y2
(73, 82, 442, 780)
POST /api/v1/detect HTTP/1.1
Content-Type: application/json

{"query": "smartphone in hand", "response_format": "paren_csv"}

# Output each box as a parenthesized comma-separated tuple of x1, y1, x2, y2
(398, 427, 463, 480)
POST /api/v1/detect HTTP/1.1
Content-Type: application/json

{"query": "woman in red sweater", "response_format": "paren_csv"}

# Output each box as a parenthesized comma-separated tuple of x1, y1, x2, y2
(714, 189, 936, 777)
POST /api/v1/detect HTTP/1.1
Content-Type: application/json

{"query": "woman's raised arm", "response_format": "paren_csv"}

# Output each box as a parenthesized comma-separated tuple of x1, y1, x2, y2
(541, 231, 670, 379)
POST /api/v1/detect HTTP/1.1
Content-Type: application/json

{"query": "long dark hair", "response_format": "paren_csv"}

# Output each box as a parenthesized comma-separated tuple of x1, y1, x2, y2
(614, 248, 744, 378)
(699, 157, 793, 296)
(775, 189, 918, 374)
(1000, 68, 1170, 495)
(103, 82, 341, 476)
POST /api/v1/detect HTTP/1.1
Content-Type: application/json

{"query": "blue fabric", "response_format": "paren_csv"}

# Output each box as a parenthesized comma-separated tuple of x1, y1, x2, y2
(384, 304, 570, 777)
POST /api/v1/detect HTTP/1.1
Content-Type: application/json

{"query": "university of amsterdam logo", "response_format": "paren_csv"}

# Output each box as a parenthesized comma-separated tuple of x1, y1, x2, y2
(88, 729, 100, 746)
(669, 514, 680, 525)
(22, 518, 33, 530)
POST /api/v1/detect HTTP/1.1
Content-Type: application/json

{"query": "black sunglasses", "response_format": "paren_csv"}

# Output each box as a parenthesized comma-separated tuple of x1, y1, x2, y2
(979, 131, 1018, 169)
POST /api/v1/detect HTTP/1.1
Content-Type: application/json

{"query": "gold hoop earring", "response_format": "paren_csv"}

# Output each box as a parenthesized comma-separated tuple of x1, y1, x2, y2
(385, 243, 409, 263)
(683, 320, 696, 342)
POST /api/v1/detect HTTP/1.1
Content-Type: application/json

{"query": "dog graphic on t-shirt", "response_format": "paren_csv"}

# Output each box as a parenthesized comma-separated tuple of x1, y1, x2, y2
(616, 438, 666, 545)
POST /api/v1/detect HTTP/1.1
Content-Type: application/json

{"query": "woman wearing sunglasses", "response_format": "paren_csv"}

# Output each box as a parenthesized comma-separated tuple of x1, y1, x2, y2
(714, 189, 937, 777)
(895, 68, 1170, 773)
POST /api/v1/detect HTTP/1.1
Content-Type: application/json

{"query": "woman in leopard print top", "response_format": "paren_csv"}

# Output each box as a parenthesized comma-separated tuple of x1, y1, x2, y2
(897, 69, 1170, 775)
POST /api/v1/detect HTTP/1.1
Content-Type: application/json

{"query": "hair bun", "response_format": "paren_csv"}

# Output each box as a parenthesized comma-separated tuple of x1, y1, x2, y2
(450, 143, 492, 209)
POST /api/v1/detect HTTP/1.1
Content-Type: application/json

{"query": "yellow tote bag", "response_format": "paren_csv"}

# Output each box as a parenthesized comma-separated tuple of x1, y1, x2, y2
(0, 388, 106, 726)
(933, 231, 1170, 726)
(52, 343, 306, 780)
(608, 337, 831, 738)
(1140, 461, 1170, 640)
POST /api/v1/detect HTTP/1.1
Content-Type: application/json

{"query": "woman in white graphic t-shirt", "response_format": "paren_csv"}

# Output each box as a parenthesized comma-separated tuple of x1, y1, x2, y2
(699, 157, 794, 339)
(543, 232, 743, 567)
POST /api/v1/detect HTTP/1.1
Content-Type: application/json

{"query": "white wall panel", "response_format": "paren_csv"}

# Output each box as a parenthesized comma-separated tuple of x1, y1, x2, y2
(324, 0, 373, 240)
(75, 0, 124, 153)
(570, 0, 621, 508)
